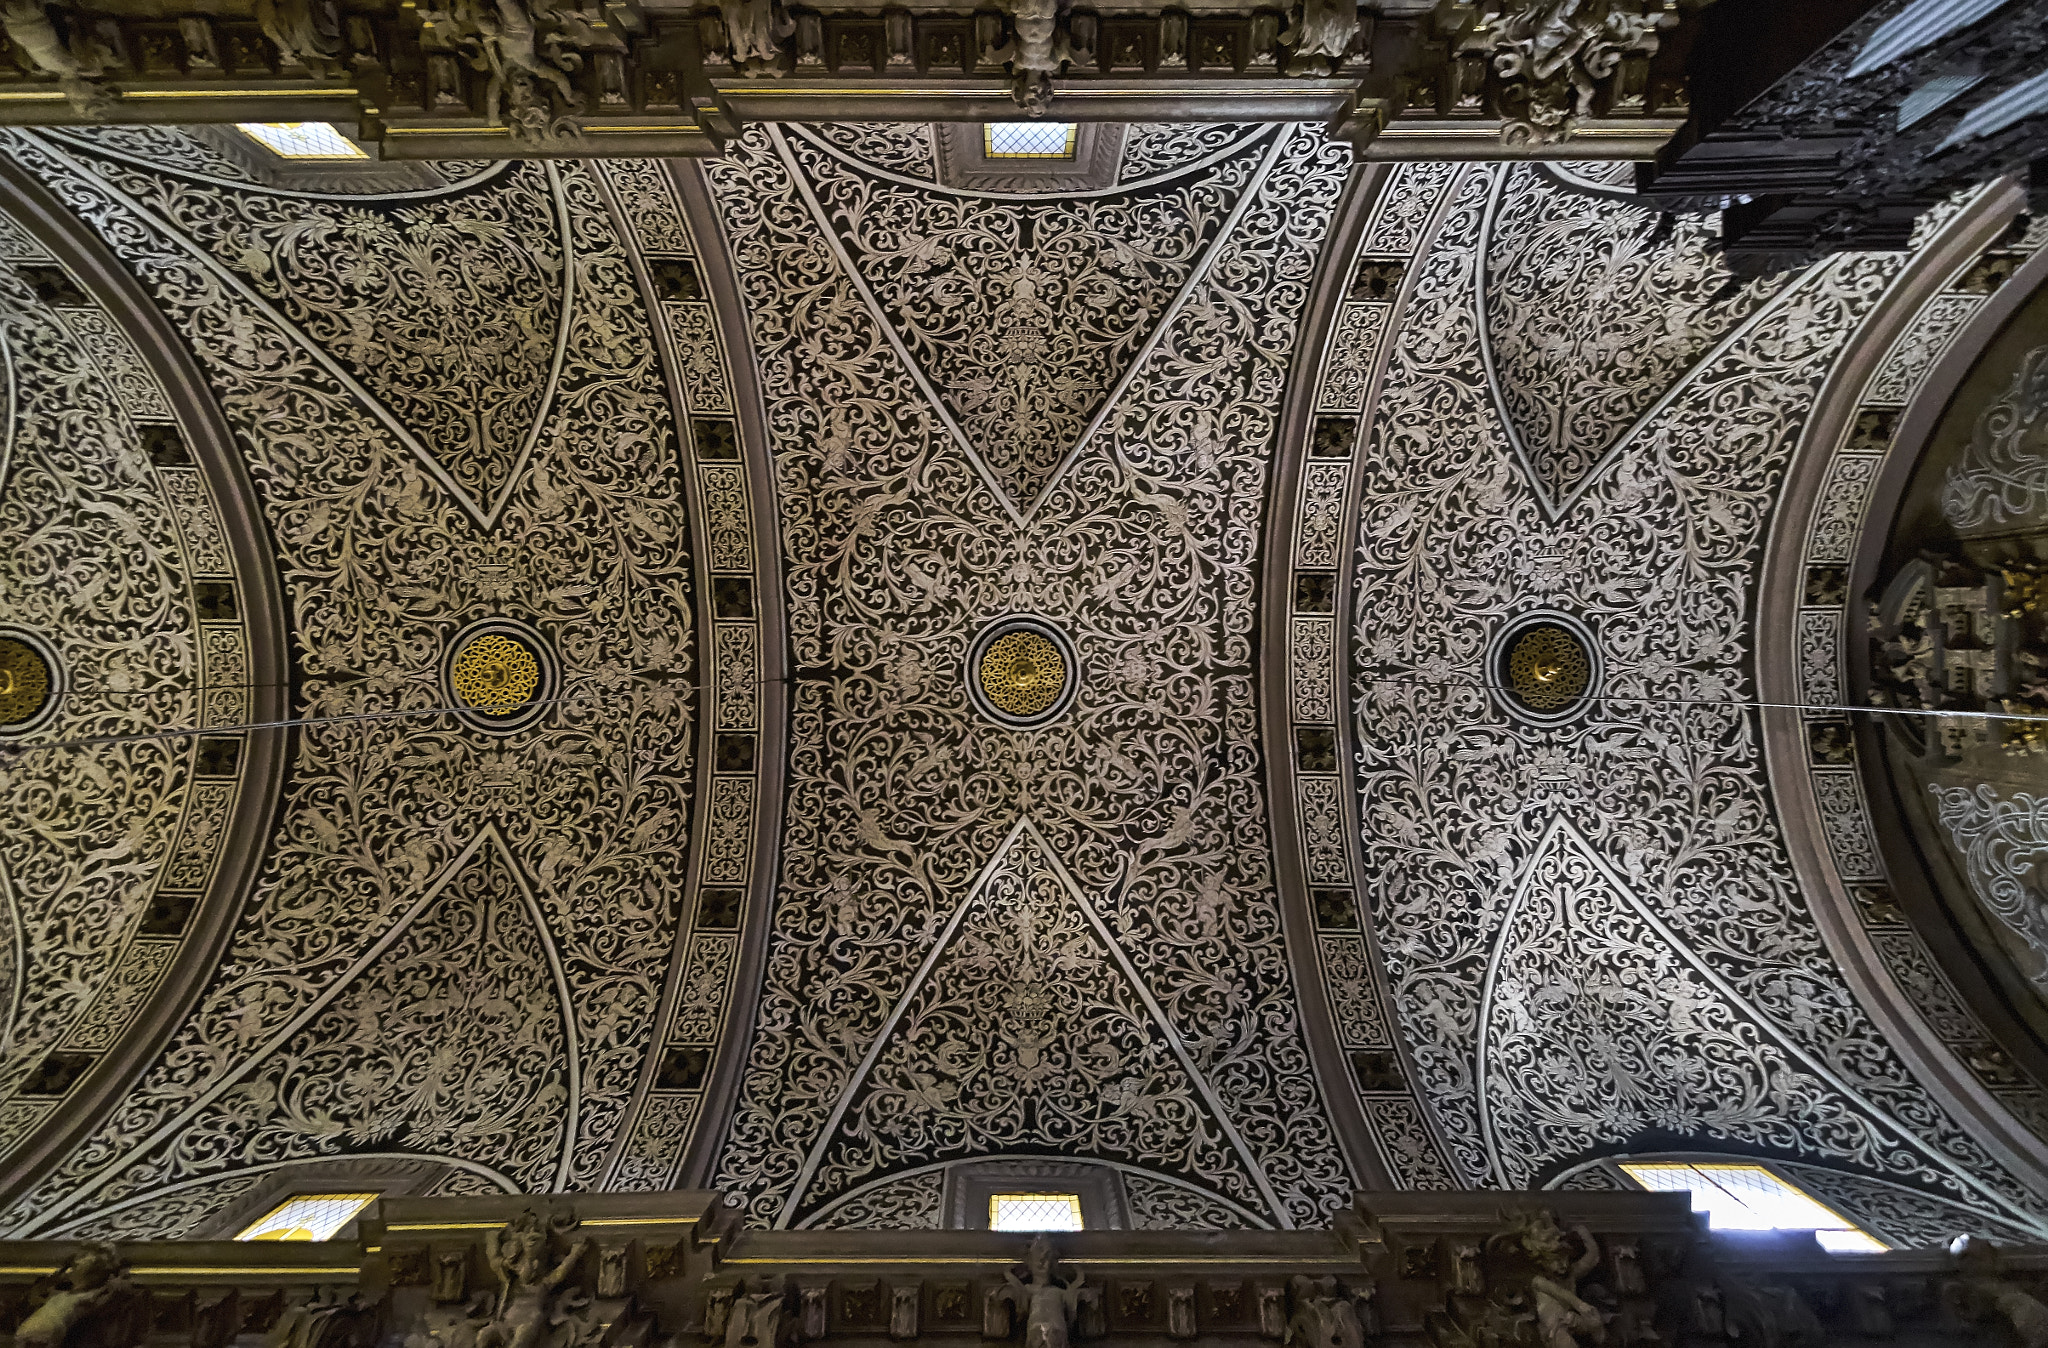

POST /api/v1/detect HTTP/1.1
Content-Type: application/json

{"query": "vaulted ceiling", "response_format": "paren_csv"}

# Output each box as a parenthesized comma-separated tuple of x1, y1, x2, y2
(2, 117, 2047, 1245)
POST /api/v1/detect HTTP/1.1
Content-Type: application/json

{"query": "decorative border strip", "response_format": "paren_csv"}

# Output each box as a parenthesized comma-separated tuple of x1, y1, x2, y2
(1270, 159, 1467, 1191)
(1771, 190, 2048, 1161)
(594, 159, 785, 1193)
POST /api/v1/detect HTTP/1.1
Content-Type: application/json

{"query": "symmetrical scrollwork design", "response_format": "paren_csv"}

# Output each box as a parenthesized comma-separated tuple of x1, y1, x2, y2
(0, 235, 253, 1128)
(1930, 786, 2048, 993)
(1350, 159, 2048, 1231)
(1943, 343, 2048, 530)
(1479, 164, 1783, 512)
(0, 131, 697, 1234)
(781, 128, 1265, 509)
(705, 121, 1356, 1229)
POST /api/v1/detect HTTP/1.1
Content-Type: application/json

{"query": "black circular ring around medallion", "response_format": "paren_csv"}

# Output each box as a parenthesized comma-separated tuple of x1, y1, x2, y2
(966, 616, 1078, 728)
(441, 617, 558, 735)
(1490, 611, 1599, 725)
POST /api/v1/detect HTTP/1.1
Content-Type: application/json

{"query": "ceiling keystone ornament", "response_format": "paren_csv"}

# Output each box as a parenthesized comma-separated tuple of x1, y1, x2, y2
(443, 620, 558, 735)
(968, 617, 1077, 727)
(0, 631, 58, 732)
(1489, 611, 1599, 725)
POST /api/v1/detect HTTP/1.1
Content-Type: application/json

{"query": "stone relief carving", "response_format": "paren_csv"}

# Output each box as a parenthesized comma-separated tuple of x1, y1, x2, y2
(705, 122, 1356, 1229)
(0, 0, 112, 114)
(991, 1237, 1085, 1348)
(1477, 0, 1675, 146)
(1350, 159, 2048, 1230)
(0, 133, 699, 1234)
(1944, 343, 2048, 530)
(14, 1244, 138, 1348)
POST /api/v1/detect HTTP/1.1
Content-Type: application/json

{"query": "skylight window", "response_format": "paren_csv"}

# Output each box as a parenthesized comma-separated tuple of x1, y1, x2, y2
(236, 123, 369, 160)
(990, 1192, 1084, 1231)
(985, 123, 1079, 159)
(1620, 1163, 1886, 1253)
(235, 1193, 379, 1241)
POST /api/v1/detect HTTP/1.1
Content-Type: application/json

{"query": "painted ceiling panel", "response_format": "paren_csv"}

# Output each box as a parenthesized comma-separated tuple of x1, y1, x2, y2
(0, 133, 703, 1235)
(1344, 161, 2048, 1233)
(705, 122, 1357, 1229)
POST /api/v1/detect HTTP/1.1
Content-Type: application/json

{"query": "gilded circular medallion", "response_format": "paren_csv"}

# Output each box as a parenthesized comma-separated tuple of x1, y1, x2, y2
(0, 637, 51, 727)
(451, 632, 540, 717)
(980, 629, 1066, 719)
(1506, 624, 1590, 712)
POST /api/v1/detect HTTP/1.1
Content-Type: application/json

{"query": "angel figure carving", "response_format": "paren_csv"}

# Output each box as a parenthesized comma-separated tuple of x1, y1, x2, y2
(722, 0, 794, 74)
(983, 0, 1073, 114)
(1500, 1209, 1606, 1348)
(473, 1209, 593, 1348)
(0, 0, 113, 114)
(1278, 0, 1356, 75)
(995, 1235, 1085, 1348)
(16, 1244, 133, 1348)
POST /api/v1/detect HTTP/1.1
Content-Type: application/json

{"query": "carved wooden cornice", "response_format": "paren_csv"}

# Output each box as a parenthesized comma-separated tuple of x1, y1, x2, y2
(0, 0, 1698, 161)
(4, 1191, 2048, 1347)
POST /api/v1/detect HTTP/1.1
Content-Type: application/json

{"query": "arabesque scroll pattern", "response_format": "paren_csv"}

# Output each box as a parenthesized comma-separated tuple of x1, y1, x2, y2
(0, 132, 699, 1235)
(0, 229, 246, 1132)
(705, 121, 1357, 1229)
(1345, 161, 2048, 1231)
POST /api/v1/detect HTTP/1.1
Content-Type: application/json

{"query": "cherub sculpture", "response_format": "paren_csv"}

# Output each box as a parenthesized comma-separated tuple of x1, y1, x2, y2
(995, 1235, 1085, 1348)
(982, 0, 1073, 114)
(1496, 1209, 1606, 1348)
(17, 1244, 133, 1348)
(474, 1210, 593, 1348)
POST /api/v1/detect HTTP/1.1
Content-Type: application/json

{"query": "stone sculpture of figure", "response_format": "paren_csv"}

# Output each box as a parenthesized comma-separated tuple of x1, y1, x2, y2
(996, 1236, 1084, 1348)
(721, 0, 793, 73)
(725, 1280, 793, 1348)
(17, 1244, 132, 1348)
(1498, 1209, 1605, 1348)
(1284, 1276, 1364, 1348)
(1277, 0, 1355, 75)
(474, 1210, 592, 1348)
(1951, 1235, 2048, 1348)
(252, 0, 342, 75)
(0, 0, 112, 114)
(981, 0, 1072, 114)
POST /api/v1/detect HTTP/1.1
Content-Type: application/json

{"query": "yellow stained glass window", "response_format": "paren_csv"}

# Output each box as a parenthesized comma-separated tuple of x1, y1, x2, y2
(235, 1193, 379, 1241)
(990, 1192, 1084, 1231)
(984, 123, 1079, 159)
(236, 123, 369, 160)
(1621, 1163, 1886, 1253)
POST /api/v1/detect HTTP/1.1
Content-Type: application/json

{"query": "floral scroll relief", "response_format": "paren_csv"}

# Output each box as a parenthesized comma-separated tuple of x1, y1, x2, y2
(781, 128, 1267, 509)
(705, 122, 1356, 1230)
(0, 252, 218, 1113)
(1930, 785, 2048, 994)
(1478, 164, 1787, 513)
(0, 134, 696, 1235)
(801, 822, 1275, 1221)
(1943, 344, 2048, 530)
(1352, 160, 2048, 1230)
